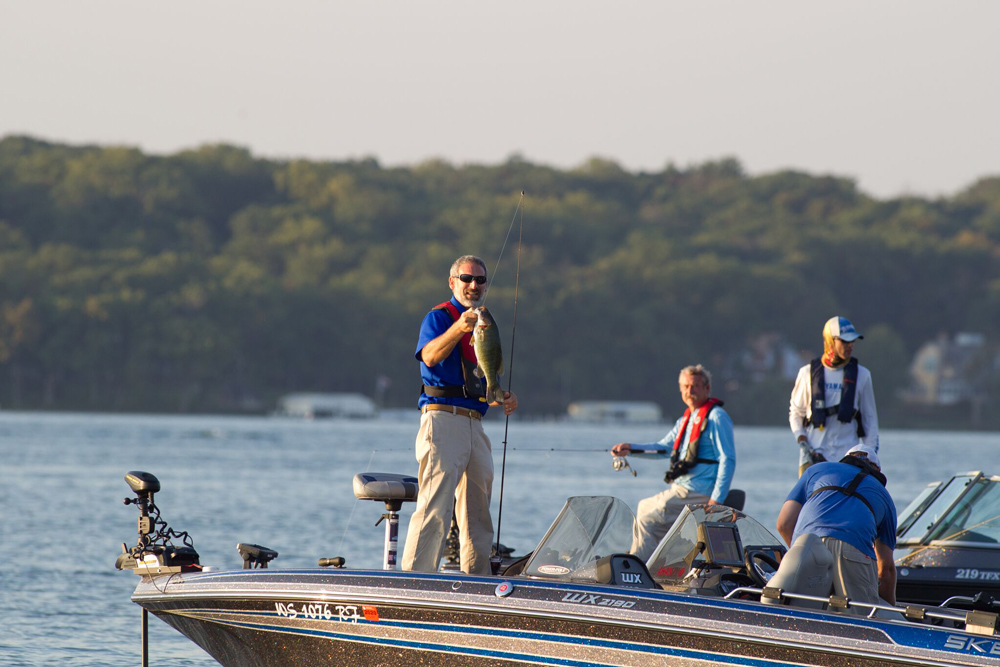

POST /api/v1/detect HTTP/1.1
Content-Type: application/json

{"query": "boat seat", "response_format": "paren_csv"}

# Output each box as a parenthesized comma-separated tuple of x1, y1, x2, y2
(723, 489, 745, 511)
(353, 472, 419, 571)
(353, 472, 419, 504)
(595, 554, 658, 589)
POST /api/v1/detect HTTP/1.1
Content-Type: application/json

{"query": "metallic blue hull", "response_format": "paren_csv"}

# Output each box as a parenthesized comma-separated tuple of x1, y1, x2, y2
(133, 568, 1000, 666)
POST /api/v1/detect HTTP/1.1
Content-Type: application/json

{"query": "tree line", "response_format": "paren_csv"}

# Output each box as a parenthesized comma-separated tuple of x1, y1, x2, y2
(2, 135, 999, 427)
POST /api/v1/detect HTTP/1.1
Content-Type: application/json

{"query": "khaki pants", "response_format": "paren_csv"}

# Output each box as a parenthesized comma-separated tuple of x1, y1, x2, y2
(631, 485, 711, 561)
(401, 411, 494, 574)
(821, 536, 880, 614)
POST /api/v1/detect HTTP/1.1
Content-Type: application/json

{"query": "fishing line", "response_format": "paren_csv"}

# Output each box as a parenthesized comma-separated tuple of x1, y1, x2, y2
(481, 191, 524, 308)
(494, 192, 524, 563)
(333, 449, 379, 555)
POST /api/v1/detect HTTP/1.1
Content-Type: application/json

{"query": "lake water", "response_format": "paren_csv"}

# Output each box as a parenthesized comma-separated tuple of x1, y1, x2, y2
(1, 411, 998, 666)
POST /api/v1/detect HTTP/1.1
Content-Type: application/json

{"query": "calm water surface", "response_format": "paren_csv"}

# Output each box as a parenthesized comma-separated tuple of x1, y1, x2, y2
(1, 411, 998, 666)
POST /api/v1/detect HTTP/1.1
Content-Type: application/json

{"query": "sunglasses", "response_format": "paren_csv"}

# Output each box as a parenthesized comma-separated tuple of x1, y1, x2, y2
(454, 274, 487, 285)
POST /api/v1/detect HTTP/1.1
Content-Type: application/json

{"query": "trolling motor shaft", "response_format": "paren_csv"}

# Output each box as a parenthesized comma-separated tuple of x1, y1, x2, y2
(123, 471, 159, 542)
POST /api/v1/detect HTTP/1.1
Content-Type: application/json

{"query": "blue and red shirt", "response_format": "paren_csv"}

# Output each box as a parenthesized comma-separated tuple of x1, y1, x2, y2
(416, 297, 489, 415)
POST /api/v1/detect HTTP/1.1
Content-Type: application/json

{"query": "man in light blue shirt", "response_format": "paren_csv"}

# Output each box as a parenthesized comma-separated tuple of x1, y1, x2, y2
(611, 365, 737, 561)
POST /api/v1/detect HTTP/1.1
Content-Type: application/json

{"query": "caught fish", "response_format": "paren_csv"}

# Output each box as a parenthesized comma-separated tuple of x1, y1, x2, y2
(472, 306, 505, 404)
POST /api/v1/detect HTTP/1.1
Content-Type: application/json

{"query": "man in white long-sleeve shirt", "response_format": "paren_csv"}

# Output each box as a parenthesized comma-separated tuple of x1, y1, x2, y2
(789, 317, 879, 477)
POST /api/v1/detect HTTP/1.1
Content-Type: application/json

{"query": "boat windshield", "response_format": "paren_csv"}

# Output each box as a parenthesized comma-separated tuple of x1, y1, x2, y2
(896, 473, 1000, 546)
(646, 504, 784, 584)
(522, 496, 635, 580)
(923, 475, 1000, 546)
(895, 481, 943, 538)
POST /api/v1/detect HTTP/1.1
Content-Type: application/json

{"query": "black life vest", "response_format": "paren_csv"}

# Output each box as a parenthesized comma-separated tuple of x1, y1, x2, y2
(807, 456, 887, 518)
(419, 301, 486, 401)
(664, 398, 723, 483)
(808, 357, 865, 437)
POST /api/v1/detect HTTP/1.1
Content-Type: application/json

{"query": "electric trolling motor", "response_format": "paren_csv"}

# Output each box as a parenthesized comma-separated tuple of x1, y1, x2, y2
(115, 471, 201, 575)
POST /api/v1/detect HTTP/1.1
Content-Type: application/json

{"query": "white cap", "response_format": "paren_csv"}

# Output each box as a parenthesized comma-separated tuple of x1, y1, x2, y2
(845, 444, 880, 469)
(824, 316, 863, 342)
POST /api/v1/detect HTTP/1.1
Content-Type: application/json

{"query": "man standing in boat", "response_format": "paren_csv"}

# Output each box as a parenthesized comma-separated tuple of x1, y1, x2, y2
(403, 255, 518, 575)
(774, 444, 897, 608)
(611, 365, 736, 561)
(789, 316, 879, 477)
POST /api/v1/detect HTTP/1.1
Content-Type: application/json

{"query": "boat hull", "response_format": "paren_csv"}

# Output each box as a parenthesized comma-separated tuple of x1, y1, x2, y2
(133, 569, 1000, 667)
(897, 546, 1000, 607)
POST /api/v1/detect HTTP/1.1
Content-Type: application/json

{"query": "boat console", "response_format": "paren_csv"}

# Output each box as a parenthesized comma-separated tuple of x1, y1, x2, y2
(645, 505, 785, 596)
(697, 521, 745, 567)
(514, 496, 784, 596)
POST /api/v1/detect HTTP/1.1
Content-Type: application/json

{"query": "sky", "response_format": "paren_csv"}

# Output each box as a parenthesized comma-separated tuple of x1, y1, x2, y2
(2, 1, 998, 200)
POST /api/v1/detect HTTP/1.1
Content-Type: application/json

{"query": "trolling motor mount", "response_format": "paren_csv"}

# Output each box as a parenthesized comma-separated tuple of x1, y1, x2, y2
(116, 470, 201, 576)
(238, 543, 279, 569)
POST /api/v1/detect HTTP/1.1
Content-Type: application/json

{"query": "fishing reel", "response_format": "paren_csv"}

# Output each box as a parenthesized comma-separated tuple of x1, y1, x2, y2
(612, 456, 637, 477)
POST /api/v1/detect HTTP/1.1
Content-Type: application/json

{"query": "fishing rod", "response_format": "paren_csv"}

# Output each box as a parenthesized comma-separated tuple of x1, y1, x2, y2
(481, 191, 524, 309)
(491, 191, 524, 572)
(511, 447, 611, 452)
(364, 446, 613, 453)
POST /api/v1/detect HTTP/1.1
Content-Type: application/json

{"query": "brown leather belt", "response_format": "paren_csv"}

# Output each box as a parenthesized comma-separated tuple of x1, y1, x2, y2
(422, 404, 482, 420)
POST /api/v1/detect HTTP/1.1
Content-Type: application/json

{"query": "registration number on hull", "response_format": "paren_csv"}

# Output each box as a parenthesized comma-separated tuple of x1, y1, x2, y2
(955, 568, 1000, 582)
(275, 602, 362, 621)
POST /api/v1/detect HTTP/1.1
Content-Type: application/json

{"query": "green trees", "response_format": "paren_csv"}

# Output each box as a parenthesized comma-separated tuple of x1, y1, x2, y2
(1, 134, 999, 425)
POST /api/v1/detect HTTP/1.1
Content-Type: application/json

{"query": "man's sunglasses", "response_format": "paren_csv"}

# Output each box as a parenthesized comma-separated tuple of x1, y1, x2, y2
(454, 274, 487, 285)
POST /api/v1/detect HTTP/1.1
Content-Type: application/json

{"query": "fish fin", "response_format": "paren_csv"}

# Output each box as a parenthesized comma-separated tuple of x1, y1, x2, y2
(498, 361, 505, 376)
(473, 367, 484, 378)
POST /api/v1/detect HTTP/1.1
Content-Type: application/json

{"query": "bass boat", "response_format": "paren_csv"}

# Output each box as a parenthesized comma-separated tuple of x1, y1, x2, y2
(116, 470, 1000, 667)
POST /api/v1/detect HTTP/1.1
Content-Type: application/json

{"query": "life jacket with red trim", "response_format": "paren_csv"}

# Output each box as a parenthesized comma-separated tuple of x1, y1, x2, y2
(808, 358, 865, 436)
(420, 301, 486, 401)
(664, 398, 724, 482)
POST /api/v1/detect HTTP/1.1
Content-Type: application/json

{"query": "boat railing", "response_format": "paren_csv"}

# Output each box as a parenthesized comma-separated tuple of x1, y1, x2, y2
(942, 594, 1000, 610)
(724, 586, 1000, 636)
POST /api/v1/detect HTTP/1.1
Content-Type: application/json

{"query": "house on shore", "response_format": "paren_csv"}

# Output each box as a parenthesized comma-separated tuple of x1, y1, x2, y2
(566, 401, 663, 424)
(276, 392, 378, 419)
(902, 332, 1000, 426)
(905, 333, 990, 406)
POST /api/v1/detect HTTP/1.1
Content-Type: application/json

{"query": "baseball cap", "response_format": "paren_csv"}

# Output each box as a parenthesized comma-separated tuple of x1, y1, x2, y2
(845, 444, 880, 469)
(824, 316, 863, 342)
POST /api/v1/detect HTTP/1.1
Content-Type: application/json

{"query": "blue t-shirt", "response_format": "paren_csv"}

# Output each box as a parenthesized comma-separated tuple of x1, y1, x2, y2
(787, 461, 897, 559)
(416, 297, 489, 415)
